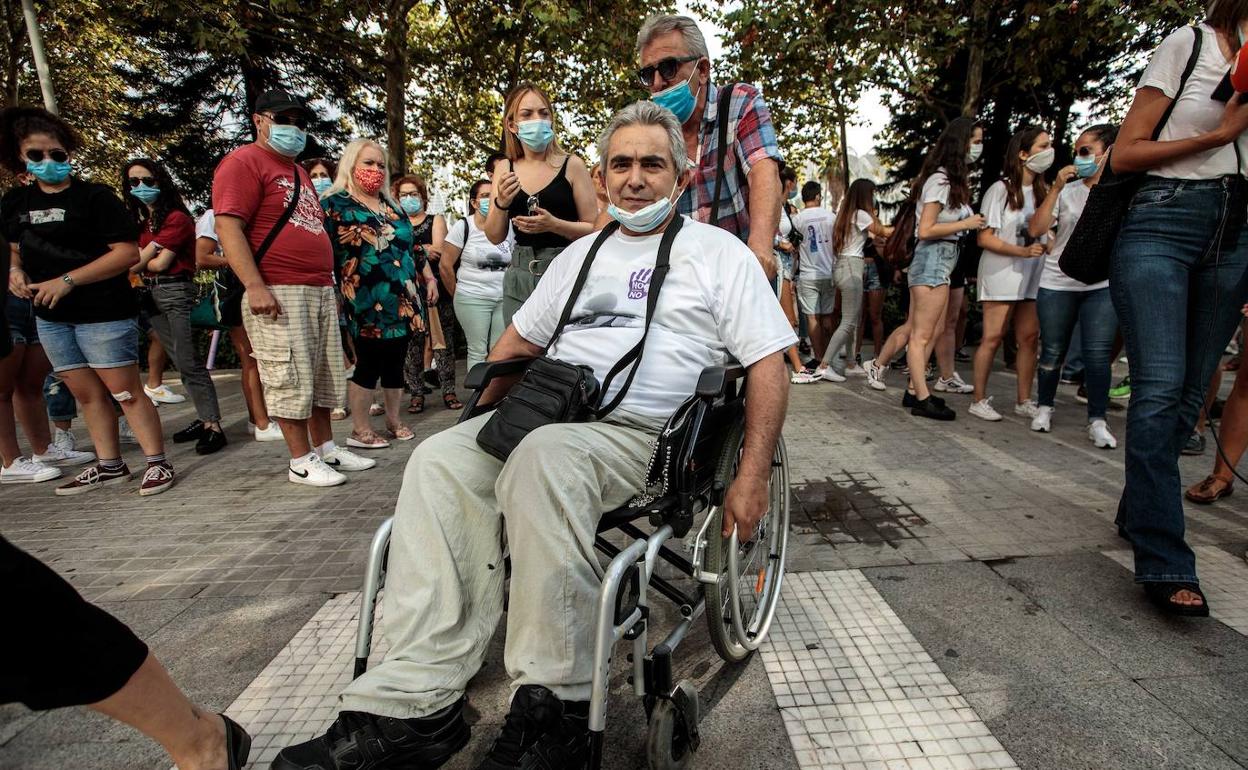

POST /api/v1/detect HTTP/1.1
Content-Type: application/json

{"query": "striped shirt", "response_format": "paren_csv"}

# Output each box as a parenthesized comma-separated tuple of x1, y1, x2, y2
(676, 82, 784, 243)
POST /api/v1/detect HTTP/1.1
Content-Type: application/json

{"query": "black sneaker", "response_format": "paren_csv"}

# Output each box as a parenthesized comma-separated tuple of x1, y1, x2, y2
(902, 391, 945, 409)
(173, 420, 206, 444)
(477, 685, 589, 770)
(422, 368, 441, 389)
(911, 396, 956, 421)
(955, 347, 971, 363)
(195, 426, 228, 455)
(271, 699, 469, 770)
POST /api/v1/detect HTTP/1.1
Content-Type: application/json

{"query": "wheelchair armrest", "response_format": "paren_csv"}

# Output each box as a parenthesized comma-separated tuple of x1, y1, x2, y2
(695, 364, 746, 398)
(463, 357, 536, 390)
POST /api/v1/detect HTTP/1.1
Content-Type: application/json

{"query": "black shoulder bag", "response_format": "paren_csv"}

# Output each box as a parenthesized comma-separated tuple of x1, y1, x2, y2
(1060, 26, 1202, 284)
(218, 166, 303, 327)
(475, 216, 685, 461)
(706, 84, 736, 228)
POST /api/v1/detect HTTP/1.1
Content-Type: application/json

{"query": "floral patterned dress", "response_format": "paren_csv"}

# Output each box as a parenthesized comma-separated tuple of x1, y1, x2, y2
(323, 192, 425, 340)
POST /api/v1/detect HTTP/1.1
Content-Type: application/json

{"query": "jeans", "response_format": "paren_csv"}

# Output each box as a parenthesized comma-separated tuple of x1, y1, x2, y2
(1061, 324, 1085, 380)
(1036, 287, 1116, 420)
(908, 240, 958, 287)
(1110, 176, 1248, 584)
(821, 255, 865, 371)
(148, 282, 221, 423)
(454, 292, 505, 371)
(43, 373, 75, 422)
(36, 317, 139, 373)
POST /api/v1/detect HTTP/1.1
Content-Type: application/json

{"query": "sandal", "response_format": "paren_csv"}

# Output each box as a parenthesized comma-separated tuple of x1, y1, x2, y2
(1185, 475, 1233, 504)
(222, 714, 252, 770)
(1143, 581, 1210, 617)
(443, 392, 463, 410)
(368, 403, 385, 416)
(347, 430, 390, 450)
(387, 425, 415, 441)
(408, 395, 425, 414)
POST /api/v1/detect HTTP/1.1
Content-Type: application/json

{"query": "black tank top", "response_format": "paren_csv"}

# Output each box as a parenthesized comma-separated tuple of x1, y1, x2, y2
(409, 214, 448, 298)
(505, 156, 577, 249)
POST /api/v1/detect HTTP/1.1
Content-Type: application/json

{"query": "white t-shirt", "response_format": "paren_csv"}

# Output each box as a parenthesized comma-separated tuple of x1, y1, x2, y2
(1140, 23, 1248, 179)
(1040, 182, 1105, 292)
(978, 181, 1044, 301)
(196, 210, 218, 242)
(791, 206, 836, 279)
(915, 170, 972, 242)
(838, 210, 875, 257)
(444, 215, 515, 300)
(512, 216, 796, 423)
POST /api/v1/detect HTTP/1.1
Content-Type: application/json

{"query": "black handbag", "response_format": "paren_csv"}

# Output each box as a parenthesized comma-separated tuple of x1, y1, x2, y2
(218, 165, 302, 326)
(475, 216, 684, 461)
(1060, 26, 1202, 284)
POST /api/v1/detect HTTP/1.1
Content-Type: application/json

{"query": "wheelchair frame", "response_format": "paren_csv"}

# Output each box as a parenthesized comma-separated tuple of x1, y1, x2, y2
(351, 359, 790, 770)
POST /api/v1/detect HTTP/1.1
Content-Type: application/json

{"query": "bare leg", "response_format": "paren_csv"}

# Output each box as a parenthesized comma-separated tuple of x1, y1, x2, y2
(0, 344, 26, 465)
(349, 382, 374, 437)
(872, 314, 912, 369)
(973, 301, 1014, 402)
(229, 326, 269, 429)
(60, 368, 122, 460)
(955, 289, 970, 351)
(276, 417, 312, 458)
(906, 285, 949, 401)
(146, 335, 168, 391)
(1211, 362, 1248, 480)
(382, 387, 404, 432)
(1013, 300, 1040, 404)
(866, 289, 886, 359)
(94, 366, 165, 457)
(308, 406, 333, 448)
(13, 343, 53, 455)
(936, 286, 964, 379)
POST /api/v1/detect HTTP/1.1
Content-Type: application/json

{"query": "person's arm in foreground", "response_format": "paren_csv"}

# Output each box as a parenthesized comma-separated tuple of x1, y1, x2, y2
(478, 325, 543, 405)
(723, 350, 788, 540)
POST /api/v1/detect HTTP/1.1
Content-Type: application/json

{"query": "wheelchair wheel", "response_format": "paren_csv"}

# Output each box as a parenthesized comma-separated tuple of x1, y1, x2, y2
(704, 422, 790, 663)
(645, 698, 694, 770)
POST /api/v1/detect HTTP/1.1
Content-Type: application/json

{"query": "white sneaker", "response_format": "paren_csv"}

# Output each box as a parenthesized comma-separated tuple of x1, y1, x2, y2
(118, 417, 139, 445)
(844, 362, 866, 377)
(143, 384, 186, 404)
(1030, 405, 1054, 433)
(969, 397, 1003, 421)
(321, 446, 376, 472)
(52, 427, 77, 452)
(864, 359, 887, 391)
(933, 373, 974, 394)
(1, 457, 62, 484)
(1089, 420, 1118, 449)
(253, 421, 284, 442)
(33, 443, 96, 467)
(289, 454, 347, 487)
(818, 367, 846, 383)
(790, 370, 818, 384)
(1014, 399, 1040, 418)
(368, 403, 386, 416)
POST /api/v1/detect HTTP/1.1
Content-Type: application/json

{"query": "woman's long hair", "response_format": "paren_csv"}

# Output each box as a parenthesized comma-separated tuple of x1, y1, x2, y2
(1207, 0, 1248, 43)
(833, 179, 877, 254)
(913, 117, 978, 211)
(501, 82, 565, 163)
(121, 158, 190, 232)
(1002, 125, 1050, 211)
(324, 138, 396, 208)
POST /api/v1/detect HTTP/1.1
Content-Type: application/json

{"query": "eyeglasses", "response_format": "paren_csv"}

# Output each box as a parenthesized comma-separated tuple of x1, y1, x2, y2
(264, 112, 309, 130)
(25, 148, 68, 163)
(126, 176, 157, 188)
(636, 55, 700, 87)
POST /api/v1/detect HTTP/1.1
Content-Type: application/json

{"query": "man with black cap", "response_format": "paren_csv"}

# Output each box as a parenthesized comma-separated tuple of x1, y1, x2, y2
(212, 88, 375, 486)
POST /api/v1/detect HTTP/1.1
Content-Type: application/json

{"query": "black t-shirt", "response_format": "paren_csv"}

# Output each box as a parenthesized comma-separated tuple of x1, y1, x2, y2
(1, 179, 140, 323)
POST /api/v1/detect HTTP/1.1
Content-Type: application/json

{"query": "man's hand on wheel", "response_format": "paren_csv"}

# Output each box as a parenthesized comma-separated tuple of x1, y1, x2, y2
(722, 474, 770, 541)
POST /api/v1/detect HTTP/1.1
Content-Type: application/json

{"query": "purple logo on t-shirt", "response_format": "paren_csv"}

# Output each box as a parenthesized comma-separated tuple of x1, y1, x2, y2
(628, 268, 653, 300)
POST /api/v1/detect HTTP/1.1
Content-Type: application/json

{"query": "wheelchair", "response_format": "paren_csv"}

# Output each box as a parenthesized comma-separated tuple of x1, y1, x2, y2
(352, 358, 791, 769)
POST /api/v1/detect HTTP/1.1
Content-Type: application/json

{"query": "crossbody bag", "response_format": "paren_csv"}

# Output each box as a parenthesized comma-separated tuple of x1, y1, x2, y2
(216, 165, 303, 327)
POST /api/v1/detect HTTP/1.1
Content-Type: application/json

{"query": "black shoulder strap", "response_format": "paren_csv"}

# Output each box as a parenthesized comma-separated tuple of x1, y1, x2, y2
(253, 164, 302, 264)
(1152, 25, 1203, 141)
(461, 217, 470, 245)
(708, 85, 735, 228)
(547, 221, 620, 348)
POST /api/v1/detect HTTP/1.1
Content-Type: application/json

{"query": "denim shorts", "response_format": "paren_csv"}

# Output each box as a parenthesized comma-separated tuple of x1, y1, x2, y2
(863, 260, 883, 292)
(908, 240, 959, 287)
(6, 295, 39, 346)
(35, 317, 140, 373)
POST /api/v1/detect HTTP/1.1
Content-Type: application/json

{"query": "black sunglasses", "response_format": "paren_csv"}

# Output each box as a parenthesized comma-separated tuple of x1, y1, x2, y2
(126, 176, 157, 188)
(264, 112, 309, 130)
(25, 148, 68, 163)
(636, 55, 700, 87)
(1076, 146, 1097, 157)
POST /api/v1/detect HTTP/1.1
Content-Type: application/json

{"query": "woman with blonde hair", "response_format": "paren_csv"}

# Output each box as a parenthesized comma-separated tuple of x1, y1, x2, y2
(322, 138, 436, 448)
(484, 82, 597, 322)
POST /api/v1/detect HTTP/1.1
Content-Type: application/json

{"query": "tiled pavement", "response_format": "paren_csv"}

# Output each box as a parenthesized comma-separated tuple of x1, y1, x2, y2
(2, 361, 1248, 769)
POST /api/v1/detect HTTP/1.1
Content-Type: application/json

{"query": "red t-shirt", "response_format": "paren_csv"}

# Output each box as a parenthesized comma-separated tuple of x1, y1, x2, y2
(211, 143, 333, 287)
(139, 209, 196, 277)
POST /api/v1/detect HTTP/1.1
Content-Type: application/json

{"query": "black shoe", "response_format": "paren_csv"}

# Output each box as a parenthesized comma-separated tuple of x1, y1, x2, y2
(955, 347, 971, 363)
(911, 396, 956, 421)
(803, 358, 820, 372)
(172, 420, 205, 443)
(422, 368, 441, 389)
(477, 685, 589, 770)
(271, 699, 469, 770)
(195, 426, 227, 455)
(902, 391, 945, 409)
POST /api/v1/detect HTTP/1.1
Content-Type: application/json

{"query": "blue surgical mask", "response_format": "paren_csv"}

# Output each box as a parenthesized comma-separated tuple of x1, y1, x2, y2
(478, 198, 490, 217)
(607, 179, 680, 234)
(1074, 154, 1100, 179)
(516, 119, 554, 152)
(26, 159, 71, 184)
(400, 195, 423, 215)
(651, 67, 701, 124)
(267, 124, 307, 157)
(129, 182, 160, 205)
(313, 177, 333, 195)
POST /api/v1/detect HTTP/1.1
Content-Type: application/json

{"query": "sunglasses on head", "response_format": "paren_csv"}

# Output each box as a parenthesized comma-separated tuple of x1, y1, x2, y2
(25, 148, 68, 163)
(636, 55, 700, 87)
(264, 112, 309, 130)
(126, 176, 157, 188)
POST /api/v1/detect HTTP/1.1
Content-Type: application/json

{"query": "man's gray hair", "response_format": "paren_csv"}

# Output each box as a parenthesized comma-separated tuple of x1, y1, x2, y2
(636, 14, 709, 61)
(597, 101, 689, 176)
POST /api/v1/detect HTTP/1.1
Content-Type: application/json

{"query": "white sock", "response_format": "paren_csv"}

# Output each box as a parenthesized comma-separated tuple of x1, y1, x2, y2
(291, 451, 317, 468)
(316, 440, 337, 456)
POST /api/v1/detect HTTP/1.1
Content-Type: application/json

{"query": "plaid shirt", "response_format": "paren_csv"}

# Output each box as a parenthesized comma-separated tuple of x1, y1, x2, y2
(676, 82, 784, 243)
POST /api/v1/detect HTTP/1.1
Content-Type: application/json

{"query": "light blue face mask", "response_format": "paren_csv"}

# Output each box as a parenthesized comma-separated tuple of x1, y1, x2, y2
(129, 182, 160, 205)
(313, 177, 333, 195)
(607, 179, 680, 233)
(400, 195, 423, 215)
(516, 119, 555, 152)
(26, 159, 71, 184)
(1074, 154, 1100, 179)
(478, 198, 490, 217)
(651, 67, 701, 124)
(267, 124, 307, 157)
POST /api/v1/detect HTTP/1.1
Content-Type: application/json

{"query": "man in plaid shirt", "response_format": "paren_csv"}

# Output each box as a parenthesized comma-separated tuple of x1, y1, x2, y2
(636, 13, 784, 280)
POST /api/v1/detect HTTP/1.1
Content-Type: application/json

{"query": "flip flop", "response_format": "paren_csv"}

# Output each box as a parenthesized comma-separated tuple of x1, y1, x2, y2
(1143, 582, 1210, 617)
(222, 714, 251, 770)
(1185, 475, 1233, 504)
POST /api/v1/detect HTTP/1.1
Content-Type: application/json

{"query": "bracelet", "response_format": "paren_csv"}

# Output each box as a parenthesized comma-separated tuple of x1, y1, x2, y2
(8, 266, 21, 272)
(61, 273, 75, 287)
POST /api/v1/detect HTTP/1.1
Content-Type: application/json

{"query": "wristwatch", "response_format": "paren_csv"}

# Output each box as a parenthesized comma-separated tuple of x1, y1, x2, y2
(61, 273, 75, 287)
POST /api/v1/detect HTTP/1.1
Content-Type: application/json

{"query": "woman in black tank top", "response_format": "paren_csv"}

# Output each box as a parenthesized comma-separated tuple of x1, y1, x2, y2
(483, 83, 597, 324)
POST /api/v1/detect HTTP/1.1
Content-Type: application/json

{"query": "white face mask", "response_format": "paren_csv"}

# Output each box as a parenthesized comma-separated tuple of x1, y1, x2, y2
(966, 142, 983, 164)
(1025, 147, 1055, 174)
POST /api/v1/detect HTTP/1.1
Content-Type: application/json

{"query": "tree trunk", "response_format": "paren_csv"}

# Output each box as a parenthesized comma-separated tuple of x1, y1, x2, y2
(838, 107, 851, 187)
(2, 0, 21, 106)
(383, 0, 412, 174)
(1052, 87, 1076, 164)
(961, 0, 989, 116)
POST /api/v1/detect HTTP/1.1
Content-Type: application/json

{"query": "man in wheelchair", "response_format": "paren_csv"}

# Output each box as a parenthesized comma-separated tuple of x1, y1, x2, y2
(274, 101, 795, 770)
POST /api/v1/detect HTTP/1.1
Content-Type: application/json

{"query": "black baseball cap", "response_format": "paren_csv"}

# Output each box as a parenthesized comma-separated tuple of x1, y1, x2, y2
(253, 89, 313, 119)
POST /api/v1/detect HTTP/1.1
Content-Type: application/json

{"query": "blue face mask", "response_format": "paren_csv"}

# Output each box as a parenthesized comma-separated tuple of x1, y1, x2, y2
(313, 177, 333, 195)
(607, 179, 680, 234)
(26, 159, 71, 184)
(267, 124, 307, 157)
(1074, 154, 1100, 179)
(651, 67, 701, 124)
(129, 182, 160, 205)
(400, 195, 423, 215)
(516, 119, 554, 152)
(478, 198, 490, 217)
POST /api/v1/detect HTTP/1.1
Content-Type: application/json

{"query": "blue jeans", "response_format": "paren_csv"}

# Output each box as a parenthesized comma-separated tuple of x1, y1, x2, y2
(1110, 176, 1248, 584)
(1036, 287, 1116, 419)
(1061, 324, 1084, 380)
(35, 317, 140, 373)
